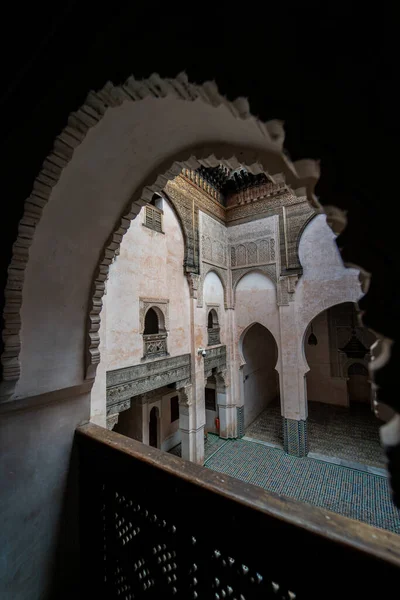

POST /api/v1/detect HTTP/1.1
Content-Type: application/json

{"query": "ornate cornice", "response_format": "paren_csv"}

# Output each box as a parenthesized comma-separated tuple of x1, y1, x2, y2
(106, 353, 191, 414)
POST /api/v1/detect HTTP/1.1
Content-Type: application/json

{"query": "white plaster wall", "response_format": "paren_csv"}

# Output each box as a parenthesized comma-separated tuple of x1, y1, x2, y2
(106, 201, 190, 371)
(304, 310, 348, 406)
(235, 272, 280, 357)
(0, 393, 90, 599)
(201, 271, 227, 349)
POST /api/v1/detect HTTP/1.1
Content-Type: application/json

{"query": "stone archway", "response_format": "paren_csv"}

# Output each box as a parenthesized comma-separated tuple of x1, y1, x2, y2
(304, 302, 383, 467)
(0, 74, 318, 401)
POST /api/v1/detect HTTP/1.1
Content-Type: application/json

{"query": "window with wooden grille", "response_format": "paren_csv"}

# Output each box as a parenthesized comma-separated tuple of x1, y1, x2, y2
(144, 205, 163, 232)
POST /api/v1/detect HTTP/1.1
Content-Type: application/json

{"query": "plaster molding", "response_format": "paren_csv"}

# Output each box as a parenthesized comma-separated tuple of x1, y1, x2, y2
(106, 353, 191, 414)
(106, 414, 119, 430)
(0, 72, 319, 398)
(204, 345, 227, 378)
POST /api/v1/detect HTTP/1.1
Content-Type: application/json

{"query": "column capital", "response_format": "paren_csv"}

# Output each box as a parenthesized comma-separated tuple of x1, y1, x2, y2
(186, 273, 200, 299)
(177, 383, 193, 407)
(106, 413, 119, 430)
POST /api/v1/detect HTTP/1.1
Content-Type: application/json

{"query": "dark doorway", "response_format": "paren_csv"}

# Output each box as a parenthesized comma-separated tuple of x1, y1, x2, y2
(149, 406, 159, 448)
(348, 363, 371, 407)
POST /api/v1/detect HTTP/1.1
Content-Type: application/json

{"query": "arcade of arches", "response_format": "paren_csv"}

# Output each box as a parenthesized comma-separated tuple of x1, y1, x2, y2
(91, 167, 383, 468)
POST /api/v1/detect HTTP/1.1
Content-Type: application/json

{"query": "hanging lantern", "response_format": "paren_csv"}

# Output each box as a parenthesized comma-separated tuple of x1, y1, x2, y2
(308, 323, 318, 346)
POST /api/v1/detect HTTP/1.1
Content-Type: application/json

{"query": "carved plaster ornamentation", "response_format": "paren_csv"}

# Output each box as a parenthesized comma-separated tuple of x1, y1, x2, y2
(106, 353, 191, 414)
(106, 414, 119, 430)
(204, 345, 227, 378)
(230, 237, 275, 267)
(177, 384, 193, 407)
(186, 273, 200, 299)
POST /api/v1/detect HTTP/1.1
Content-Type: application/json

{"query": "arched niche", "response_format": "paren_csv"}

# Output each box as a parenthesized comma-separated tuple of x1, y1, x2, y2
(235, 271, 278, 341)
(203, 271, 225, 307)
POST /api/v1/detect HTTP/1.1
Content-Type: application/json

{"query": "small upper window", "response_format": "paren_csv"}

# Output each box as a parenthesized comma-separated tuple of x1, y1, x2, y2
(144, 307, 159, 334)
(144, 194, 163, 233)
(142, 306, 168, 359)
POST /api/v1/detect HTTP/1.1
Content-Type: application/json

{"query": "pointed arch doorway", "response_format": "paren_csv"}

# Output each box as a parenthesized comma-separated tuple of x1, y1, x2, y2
(240, 323, 282, 447)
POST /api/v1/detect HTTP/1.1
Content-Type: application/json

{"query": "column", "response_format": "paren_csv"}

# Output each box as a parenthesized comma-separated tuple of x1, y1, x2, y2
(215, 369, 235, 439)
(178, 384, 204, 463)
(279, 301, 308, 456)
(184, 272, 206, 464)
(225, 302, 238, 438)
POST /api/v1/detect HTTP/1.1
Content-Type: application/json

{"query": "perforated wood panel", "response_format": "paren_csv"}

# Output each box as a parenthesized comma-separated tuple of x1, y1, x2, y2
(78, 425, 400, 600)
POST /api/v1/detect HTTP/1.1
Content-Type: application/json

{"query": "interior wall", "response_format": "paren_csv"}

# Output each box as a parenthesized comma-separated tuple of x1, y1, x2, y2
(106, 201, 190, 370)
(235, 272, 279, 358)
(305, 310, 348, 406)
(0, 391, 90, 600)
(242, 323, 279, 428)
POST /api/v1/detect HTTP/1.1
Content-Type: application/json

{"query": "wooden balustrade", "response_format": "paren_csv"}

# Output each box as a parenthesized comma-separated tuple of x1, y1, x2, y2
(77, 423, 400, 599)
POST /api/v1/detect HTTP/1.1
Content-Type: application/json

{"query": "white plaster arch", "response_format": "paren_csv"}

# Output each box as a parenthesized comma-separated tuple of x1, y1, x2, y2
(295, 215, 363, 376)
(233, 266, 277, 305)
(238, 321, 279, 370)
(203, 269, 226, 306)
(0, 73, 319, 400)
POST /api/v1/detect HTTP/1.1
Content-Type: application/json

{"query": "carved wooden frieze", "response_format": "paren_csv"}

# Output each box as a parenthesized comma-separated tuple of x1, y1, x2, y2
(204, 345, 227, 378)
(106, 353, 191, 414)
(226, 191, 298, 225)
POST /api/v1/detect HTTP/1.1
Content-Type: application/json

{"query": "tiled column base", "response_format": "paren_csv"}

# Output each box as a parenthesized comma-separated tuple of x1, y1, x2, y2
(283, 418, 308, 457)
(236, 406, 245, 438)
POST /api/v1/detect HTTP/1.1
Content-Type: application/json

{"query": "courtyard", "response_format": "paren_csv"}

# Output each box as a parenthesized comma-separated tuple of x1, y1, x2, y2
(203, 434, 400, 534)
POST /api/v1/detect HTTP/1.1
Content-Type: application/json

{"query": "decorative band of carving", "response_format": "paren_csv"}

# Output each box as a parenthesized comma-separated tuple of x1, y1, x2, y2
(204, 345, 227, 377)
(106, 353, 191, 413)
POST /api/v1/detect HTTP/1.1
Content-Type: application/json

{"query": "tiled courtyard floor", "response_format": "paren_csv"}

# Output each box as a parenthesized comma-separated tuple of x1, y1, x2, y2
(245, 400, 385, 468)
(204, 436, 400, 534)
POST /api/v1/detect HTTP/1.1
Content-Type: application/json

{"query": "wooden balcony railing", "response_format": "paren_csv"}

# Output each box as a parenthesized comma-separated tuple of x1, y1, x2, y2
(77, 423, 400, 599)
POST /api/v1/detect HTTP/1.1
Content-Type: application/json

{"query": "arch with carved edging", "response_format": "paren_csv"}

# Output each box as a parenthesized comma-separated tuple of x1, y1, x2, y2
(0, 73, 319, 400)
